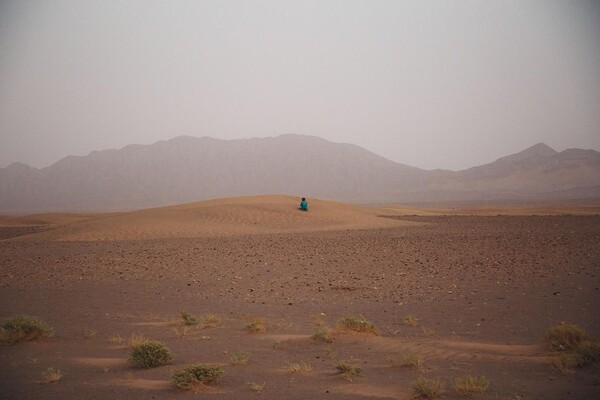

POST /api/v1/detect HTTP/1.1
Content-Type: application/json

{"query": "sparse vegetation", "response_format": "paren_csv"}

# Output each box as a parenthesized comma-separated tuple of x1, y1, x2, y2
(203, 314, 220, 327)
(405, 314, 419, 327)
(108, 334, 125, 344)
(338, 315, 377, 335)
(546, 323, 589, 351)
(391, 354, 425, 371)
(575, 340, 600, 365)
(273, 340, 283, 350)
(550, 353, 580, 375)
(336, 362, 361, 381)
(179, 310, 198, 326)
(83, 329, 97, 339)
(245, 317, 266, 333)
(41, 367, 62, 383)
(127, 333, 148, 347)
(0, 315, 54, 344)
(412, 377, 445, 399)
(247, 381, 265, 392)
(285, 361, 313, 373)
(454, 375, 489, 397)
(231, 351, 249, 365)
(312, 326, 335, 343)
(128, 340, 173, 368)
(546, 323, 600, 374)
(172, 364, 224, 390)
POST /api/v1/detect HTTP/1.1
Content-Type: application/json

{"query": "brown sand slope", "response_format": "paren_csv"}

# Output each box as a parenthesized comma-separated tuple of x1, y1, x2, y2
(6, 195, 415, 241)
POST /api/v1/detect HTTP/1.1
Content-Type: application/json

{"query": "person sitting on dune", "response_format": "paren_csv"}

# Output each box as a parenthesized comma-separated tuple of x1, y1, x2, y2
(299, 197, 308, 211)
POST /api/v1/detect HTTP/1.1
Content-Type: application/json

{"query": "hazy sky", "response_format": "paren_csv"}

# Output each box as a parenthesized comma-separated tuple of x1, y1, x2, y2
(1, 0, 599, 171)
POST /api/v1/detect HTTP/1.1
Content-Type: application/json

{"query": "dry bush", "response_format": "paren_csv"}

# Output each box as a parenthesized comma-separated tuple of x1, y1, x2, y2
(41, 367, 62, 383)
(245, 317, 266, 333)
(127, 333, 148, 347)
(1, 315, 54, 344)
(231, 351, 249, 365)
(454, 375, 489, 396)
(128, 340, 173, 368)
(550, 353, 580, 375)
(546, 323, 589, 351)
(172, 364, 224, 390)
(575, 340, 600, 366)
(312, 326, 335, 343)
(285, 361, 313, 373)
(338, 315, 378, 335)
(336, 362, 361, 381)
(404, 314, 419, 326)
(203, 314, 220, 327)
(247, 381, 265, 392)
(391, 354, 425, 371)
(412, 377, 445, 399)
(108, 334, 125, 344)
(179, 310, 198, 326)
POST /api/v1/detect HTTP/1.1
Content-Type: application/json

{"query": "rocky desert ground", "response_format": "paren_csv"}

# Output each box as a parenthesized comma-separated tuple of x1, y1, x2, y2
(0, 196, 599, 399)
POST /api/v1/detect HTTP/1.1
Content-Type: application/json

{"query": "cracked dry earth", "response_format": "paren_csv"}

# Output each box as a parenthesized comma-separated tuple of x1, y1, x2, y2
(1, 215, 599, 399)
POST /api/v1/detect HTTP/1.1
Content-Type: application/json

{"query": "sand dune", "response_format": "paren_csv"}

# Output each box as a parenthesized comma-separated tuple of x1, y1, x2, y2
(6, 195, 415, 241)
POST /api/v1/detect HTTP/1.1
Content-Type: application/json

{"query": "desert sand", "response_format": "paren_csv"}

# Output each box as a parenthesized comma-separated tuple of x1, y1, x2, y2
(0, 195, 599, 399)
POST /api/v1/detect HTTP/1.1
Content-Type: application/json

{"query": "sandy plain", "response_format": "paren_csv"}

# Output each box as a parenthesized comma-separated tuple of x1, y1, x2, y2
(0, 195, 599, 399)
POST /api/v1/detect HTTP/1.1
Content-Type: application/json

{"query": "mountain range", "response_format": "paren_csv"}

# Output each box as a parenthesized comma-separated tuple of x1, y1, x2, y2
(1, 134, 599, 214)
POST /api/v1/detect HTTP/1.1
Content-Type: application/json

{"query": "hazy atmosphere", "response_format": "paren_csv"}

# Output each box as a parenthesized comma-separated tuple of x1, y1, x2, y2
(1, 0, 599, 171)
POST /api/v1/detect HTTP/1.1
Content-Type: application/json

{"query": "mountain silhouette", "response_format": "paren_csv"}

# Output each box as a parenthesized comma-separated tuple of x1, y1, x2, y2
(1, 135, 598, 213)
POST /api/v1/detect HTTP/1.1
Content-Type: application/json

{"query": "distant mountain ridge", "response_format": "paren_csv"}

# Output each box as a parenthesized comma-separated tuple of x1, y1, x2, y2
(1, 134, 599, 213)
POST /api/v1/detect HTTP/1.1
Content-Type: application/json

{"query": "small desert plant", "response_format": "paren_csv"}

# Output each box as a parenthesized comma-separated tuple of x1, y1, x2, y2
(41, 367, 62, 383)
(336, 362, 361, 381)
(129, 340, 173, 368)
(454, 375, 489, 397)
(391, 354, 425, 371)
(311, 313, 326, 327)
(179, 310, 198, 326)
(273, 340, 283, 350)
(338, 315, 377, 334)
(245, 317, 266, 333)
(412, 377, 445, 399)
(108, 334, 125, 344)
(405, 314, 419, 326)
(575, 340, 600, 366)
(285, 361, 313, 373)
(312, 326, 335, 343)
(247, 381, 265, 392)
(203, 314, 220, 327)
(231, 351, 249, 365)
(83, 329, 97, 339)
(546, 323, 589, 351)
(127, 333, 148, 347)
(0, 315, 54, 344)
(172, 364, 224, 390)
(550, 353, 580, 375)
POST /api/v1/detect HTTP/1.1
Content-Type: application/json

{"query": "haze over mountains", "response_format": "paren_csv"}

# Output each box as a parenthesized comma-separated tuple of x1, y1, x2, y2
(1, 134, 599, 214)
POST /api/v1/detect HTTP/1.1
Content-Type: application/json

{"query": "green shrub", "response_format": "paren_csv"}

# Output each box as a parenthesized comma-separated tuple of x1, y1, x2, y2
(128, 340, 173, 368)
(1, 315, 54, 344)
(546, 323, 589, 351)
(172, 364, 224, 389)
(412, 377, 445, 399)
